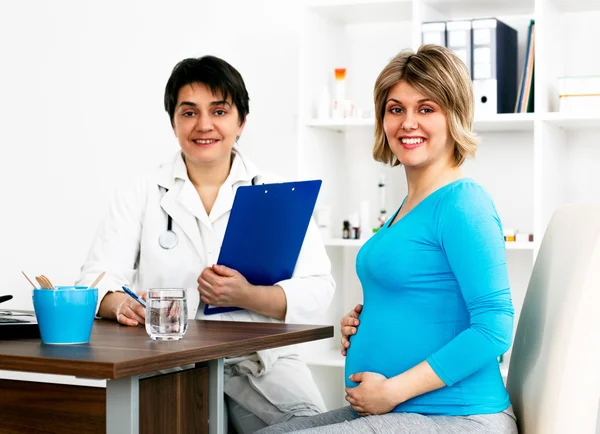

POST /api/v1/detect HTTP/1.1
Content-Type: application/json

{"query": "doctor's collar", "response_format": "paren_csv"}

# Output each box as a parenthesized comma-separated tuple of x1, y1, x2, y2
(224, 149, 257, 187)
(172, 151, 189, 183)
(159, 149, 259, 189)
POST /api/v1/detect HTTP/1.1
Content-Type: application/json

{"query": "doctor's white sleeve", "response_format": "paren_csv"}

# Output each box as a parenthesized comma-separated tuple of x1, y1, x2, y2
(75, 178, 145, 315)
(275, 218, 335, 324)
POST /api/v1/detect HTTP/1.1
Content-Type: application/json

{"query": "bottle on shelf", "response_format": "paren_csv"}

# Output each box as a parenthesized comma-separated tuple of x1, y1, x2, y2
(333, 67, 352, 119)
(504, 229, 516, 242)
(349, 212, 360, 239)
(377, 173, 388, 230)
(342, 220, 351, 239)
(315, 205, 332, 240)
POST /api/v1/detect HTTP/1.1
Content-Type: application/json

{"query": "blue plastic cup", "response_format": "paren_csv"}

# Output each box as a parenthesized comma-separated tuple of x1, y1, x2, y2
(32, 287, 98, 345)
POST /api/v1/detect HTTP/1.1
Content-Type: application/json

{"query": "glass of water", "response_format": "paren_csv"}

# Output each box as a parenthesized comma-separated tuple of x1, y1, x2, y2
(145, 288, 188, 341)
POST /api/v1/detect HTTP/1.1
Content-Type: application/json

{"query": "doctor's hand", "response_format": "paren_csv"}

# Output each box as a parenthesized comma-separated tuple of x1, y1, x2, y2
(99, 292, 146, 327)
(340, 304, 363, 356)
(197, 264, 251, 307)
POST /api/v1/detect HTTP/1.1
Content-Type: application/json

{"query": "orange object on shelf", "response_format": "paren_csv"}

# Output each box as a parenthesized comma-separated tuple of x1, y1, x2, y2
(503, 228, 516, 242)
(334, 68, 346, 81)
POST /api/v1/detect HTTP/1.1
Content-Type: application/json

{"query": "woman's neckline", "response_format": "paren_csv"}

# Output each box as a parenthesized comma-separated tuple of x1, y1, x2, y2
(387, 177, 470, 229)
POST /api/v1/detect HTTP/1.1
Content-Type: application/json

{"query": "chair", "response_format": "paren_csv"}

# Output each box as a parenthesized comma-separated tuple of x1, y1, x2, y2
(507, 204, 600, 434)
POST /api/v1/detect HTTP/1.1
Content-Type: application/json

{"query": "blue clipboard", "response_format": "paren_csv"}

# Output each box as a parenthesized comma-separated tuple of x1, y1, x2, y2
(204, 179, 322, 315)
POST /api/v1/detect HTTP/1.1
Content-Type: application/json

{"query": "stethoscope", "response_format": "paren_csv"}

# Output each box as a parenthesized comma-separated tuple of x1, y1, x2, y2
(158, 175, 262, 250)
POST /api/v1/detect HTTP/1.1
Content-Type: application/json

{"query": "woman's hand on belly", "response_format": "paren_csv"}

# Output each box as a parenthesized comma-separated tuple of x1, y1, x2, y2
(345, 371, 398, 416)
(340, 304, 363, 356)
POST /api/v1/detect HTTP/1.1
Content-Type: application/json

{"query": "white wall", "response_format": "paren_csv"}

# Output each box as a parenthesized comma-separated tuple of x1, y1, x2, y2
(0, 0, 302, 310)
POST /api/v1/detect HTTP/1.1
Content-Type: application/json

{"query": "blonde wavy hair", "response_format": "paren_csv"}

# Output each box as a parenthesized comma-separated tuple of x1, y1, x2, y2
(373, 44, 478, 166)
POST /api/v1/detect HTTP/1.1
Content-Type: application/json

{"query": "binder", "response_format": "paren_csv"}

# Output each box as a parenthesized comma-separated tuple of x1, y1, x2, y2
(515, 20, 535, 113)
(446, 20, 473, 77)
(204, 179, 322, 315)
(421, 22, 446, 47)
(472, 18, 518, 115)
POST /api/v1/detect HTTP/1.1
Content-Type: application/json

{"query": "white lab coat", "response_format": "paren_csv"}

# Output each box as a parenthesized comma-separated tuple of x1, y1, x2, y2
(77, 148, 334, 422)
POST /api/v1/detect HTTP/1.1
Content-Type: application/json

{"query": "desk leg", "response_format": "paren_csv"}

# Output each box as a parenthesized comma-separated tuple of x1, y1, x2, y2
(208, 358, 225, 434)
(106, 376, 140, 434)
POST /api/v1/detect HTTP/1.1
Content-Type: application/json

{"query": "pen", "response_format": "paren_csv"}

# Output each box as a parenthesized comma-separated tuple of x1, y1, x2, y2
(122, 286, 146, 308)
(0, 295, 13, 304)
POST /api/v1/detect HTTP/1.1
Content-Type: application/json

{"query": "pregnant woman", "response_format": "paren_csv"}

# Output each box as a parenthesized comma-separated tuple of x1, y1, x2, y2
(255, 44, 518, 434)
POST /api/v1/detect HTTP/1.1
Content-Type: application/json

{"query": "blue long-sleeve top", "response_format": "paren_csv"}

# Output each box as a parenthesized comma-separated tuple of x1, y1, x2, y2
(345, 178, 514, 416)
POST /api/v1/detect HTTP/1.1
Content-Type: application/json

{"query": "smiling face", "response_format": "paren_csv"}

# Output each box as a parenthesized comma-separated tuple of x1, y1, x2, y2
(172, 82, 245, 168)
(383, 80, 454, 171)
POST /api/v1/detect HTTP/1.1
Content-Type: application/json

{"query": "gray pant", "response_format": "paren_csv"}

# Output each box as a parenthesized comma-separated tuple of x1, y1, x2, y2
(227, 396, 268, 434)
(227, 396, 305, 434)
(253, 406, 518, 434)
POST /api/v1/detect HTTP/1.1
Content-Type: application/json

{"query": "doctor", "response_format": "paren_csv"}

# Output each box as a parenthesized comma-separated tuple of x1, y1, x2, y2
(76, 55, 335, 433)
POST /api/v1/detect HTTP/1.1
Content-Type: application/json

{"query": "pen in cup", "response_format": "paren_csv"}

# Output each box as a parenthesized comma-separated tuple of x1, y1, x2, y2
(122, 286, 146, 308)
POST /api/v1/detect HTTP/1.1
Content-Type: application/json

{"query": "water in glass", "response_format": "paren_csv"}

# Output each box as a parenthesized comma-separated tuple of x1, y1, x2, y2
(145, 289, 188, 340)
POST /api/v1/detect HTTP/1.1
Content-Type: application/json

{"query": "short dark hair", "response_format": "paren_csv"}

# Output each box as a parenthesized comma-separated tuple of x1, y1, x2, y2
(164, 55, 250, 126)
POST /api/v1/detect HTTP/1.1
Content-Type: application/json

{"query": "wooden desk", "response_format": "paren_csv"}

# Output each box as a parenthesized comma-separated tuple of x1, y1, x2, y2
(0, 319, 333, 434)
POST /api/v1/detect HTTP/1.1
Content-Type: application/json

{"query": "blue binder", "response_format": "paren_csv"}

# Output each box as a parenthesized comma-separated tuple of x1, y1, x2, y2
(204, 179, 322, 315)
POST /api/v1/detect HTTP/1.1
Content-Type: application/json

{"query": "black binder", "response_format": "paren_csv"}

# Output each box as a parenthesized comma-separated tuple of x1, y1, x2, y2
(472, 18, 518, 115)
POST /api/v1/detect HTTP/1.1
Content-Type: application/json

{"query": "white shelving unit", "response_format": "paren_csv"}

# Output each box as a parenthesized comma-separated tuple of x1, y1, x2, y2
(295, 0, 600, 411)
(542, 112, 600, 129)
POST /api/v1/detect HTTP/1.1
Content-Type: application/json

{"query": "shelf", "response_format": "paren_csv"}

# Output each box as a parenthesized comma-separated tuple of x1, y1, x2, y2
(306, 0, 412, 24)
(424, 0, 534, 19)
(303, 348, 346, 368)
(306, 113, 535, 133)
(542, 112, 600, 130)
(473, 113, 535, 132)
(549, 0, 600, 13)
(505, 242, 535, 250)
(325, 238, 535, 250)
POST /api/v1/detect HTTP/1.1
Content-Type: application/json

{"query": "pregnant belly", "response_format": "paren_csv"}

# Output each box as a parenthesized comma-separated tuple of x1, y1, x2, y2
(344, 317, 457, 388)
